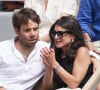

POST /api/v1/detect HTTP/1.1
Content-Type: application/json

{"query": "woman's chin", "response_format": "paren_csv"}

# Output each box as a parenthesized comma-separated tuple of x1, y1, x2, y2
(55, 45, 62, 48)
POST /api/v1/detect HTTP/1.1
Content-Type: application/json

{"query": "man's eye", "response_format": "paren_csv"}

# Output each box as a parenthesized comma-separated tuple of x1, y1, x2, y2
(33, 28, 38, 31)
(25, 29, 30, 32)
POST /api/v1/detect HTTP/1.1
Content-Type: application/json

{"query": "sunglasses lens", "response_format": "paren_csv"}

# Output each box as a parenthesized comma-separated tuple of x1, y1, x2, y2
(51, 30, 70, 38)
(57, 32, 63, 38)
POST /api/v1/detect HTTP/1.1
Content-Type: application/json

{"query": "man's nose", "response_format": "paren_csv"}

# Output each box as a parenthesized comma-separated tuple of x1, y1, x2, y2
(30, 29, 35, 36)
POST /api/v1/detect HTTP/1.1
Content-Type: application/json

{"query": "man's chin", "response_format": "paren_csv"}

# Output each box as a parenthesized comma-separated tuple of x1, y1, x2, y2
(29, 40, 37, 46)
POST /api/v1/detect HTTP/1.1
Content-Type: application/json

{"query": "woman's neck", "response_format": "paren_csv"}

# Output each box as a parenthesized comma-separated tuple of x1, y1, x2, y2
(62, 44, 71, 58)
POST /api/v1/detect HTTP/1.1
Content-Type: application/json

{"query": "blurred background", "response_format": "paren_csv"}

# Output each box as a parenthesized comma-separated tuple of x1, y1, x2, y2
(0, 1, 24, 41)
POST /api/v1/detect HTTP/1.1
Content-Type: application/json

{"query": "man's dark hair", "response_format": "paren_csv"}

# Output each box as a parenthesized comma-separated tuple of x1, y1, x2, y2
(12, 8, 41, 32)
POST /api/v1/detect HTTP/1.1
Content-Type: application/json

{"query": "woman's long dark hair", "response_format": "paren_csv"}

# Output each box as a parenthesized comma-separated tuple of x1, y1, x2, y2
(49, 15, 86, 61)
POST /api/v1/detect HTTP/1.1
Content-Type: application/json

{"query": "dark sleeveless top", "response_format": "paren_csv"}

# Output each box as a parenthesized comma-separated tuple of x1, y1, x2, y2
(53, 57, 93, 89)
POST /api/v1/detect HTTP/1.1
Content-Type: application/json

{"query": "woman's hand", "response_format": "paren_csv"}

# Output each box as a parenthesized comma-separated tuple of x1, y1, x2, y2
(40, 47, 57, 68)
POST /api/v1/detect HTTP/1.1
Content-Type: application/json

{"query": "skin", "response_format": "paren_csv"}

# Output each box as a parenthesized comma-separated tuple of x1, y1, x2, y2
(14, 19, 39, 61)
(0, 19, 39, 90)
(0, 19, 53, 90)
(44, 0, 48, 11)
(91, 57, 100, 90)
(14, 18, 53, 90)
(0, 13, 56, 89)
(40, 0, 70, 42)
(84, 33, 100, 55)
(0, 87, 6, 90)
(54, 25, 74, 50)
(41, 25, 92, 89)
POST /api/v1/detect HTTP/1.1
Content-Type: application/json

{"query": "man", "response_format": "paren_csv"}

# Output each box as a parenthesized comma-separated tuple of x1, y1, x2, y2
(77, 0, 100, 54)
(0, 8, 52, 90)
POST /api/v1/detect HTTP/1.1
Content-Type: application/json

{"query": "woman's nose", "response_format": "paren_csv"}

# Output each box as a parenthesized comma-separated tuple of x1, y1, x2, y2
(54, 34, 59, 39)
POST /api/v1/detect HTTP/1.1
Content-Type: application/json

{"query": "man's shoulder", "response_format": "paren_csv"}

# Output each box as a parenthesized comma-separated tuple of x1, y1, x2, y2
(0, 40, 11, 48)
(0, 40, 9, 44)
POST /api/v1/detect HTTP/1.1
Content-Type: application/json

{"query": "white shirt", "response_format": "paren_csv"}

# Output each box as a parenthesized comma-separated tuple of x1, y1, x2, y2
(0, 39, 49, 90)
(24, 0, 77, 36)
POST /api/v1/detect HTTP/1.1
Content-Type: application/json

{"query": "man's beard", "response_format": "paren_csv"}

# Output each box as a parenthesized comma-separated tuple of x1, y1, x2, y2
(19, 38, 38, 49)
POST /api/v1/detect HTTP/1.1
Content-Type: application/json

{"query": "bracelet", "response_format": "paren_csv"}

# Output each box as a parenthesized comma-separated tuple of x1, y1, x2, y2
(85, 40, 91, 42)
(54, 65, 61, 72)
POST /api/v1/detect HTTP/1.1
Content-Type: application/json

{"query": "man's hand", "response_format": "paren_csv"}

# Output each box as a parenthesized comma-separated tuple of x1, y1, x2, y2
(84, 33, 100, 54)
(87, 41, 100, 55)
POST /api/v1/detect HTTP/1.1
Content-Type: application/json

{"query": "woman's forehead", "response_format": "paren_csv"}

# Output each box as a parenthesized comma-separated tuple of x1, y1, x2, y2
(54, 25, 66, 31)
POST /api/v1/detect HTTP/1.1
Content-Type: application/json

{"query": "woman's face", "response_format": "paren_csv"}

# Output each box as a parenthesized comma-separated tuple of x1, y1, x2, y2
(52, 25, 74, 49)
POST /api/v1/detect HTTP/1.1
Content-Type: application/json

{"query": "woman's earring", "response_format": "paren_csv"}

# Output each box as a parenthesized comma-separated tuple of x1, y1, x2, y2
(71, 39, 74, 42)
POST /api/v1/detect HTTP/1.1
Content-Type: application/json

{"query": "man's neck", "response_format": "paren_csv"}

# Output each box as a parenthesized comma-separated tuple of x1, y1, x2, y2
(15, 40, 34, 61)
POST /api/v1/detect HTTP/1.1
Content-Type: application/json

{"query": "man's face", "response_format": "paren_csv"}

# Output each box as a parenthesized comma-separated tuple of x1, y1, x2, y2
(17, 19, 39, 48)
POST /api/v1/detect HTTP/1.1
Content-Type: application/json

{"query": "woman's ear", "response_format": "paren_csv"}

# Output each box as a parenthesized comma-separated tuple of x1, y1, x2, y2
(71, 35, 75, 41)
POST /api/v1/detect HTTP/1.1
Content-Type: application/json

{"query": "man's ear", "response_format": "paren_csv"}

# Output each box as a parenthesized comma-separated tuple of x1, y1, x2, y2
(14, 27, 19, 36)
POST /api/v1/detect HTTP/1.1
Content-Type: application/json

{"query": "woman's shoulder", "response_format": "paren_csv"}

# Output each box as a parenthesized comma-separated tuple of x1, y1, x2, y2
(76, 46, 91, 63)
(77, 46, 88, 53)
(76, 47, 89, 59)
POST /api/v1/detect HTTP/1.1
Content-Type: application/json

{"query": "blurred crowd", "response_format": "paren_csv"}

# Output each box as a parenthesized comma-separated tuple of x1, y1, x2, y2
(0, 1, 24, 11)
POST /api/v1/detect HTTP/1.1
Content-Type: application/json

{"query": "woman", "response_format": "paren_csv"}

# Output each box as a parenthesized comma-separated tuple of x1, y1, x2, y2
(24, 0, 77, 42)
(41, 16, 94, 89)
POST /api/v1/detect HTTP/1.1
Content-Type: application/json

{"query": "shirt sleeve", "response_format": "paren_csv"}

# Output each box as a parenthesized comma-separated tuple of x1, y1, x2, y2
(77, 0, 95, 39)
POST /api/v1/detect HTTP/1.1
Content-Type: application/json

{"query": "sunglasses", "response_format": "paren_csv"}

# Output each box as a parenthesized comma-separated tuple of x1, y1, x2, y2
(51, 30, 71, 38)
